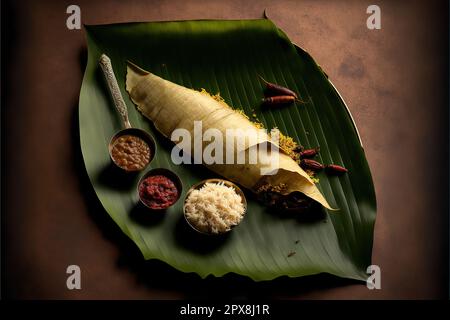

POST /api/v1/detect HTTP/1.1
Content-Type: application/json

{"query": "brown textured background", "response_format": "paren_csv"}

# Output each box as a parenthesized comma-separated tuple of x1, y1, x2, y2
(2, 0, 448, 299)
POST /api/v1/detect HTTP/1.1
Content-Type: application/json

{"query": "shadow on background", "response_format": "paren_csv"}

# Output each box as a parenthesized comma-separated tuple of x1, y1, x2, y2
(98, 161, 140, 191)
(174, 214, 231, 254)
(129, 202, 167, 226)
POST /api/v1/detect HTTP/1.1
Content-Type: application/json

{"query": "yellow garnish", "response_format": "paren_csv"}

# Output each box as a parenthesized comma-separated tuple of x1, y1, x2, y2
(199, 89, 301, 161)
(278, 131, 302, 161)
(199, 88, 226, 104)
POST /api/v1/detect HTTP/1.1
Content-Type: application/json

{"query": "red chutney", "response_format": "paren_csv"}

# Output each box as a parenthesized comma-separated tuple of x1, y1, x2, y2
(139, 175, 179, 209)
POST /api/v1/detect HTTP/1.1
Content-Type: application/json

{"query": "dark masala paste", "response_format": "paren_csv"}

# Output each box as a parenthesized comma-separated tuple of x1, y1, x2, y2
(139, 175, 179, 209)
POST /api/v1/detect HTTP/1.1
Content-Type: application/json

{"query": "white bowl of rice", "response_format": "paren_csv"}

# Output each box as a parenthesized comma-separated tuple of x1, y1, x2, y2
(183, 179, 247, 235)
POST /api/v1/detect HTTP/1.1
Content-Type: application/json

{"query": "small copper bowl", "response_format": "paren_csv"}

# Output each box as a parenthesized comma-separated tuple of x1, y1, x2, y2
(137, 168, 183, 211)
(183, 178, 247, 235)
(108, 127, 156, 173)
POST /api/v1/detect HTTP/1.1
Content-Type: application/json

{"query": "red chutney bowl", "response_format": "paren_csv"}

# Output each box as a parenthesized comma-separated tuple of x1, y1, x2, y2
(137, 168, 183, 211)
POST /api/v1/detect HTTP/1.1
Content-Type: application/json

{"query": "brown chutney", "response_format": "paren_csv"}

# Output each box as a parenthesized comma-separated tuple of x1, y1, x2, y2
(111, 134, 151, 171)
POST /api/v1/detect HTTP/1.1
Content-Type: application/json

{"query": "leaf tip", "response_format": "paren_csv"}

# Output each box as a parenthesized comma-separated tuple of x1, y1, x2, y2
(126, 60, 150, 75)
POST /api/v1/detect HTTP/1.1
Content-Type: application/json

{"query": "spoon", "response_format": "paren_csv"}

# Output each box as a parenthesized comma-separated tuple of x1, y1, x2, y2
(98, 54, 156, 173)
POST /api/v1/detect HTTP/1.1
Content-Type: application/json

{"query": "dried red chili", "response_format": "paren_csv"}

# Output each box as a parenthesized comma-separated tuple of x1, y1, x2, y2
(325, 164, 348, 175)
(258, 75, 299, 99)
(300, 148, 320, 158)
(300, 159, 324, 171)
(261, 95, 296, 105)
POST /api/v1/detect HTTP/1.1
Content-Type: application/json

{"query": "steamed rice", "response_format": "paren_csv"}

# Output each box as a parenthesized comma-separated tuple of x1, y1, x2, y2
(184, 182, 245, 234)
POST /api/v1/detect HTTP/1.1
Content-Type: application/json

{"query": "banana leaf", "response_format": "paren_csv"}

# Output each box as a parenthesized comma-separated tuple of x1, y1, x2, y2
(79, 19, 376, 281)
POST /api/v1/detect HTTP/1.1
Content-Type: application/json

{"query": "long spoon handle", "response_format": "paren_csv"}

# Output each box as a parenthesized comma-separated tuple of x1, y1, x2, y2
(99, 54, 131, 129)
